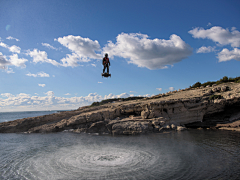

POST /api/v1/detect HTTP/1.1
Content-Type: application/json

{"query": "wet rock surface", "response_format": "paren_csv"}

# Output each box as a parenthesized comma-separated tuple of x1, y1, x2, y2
(1, 82, 240, 134)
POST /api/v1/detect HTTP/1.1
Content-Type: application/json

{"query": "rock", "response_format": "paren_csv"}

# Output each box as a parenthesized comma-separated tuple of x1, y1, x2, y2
(212, 88, 218, 93)
(141, 110, 149, 119)
(111, 121, 150, 135)
(177, 126, 186, 131)
(163, 125, 171, 130)
(221, 86, 228, 92)
(171, 124, 176, 129)
(87, 121, 108, 134)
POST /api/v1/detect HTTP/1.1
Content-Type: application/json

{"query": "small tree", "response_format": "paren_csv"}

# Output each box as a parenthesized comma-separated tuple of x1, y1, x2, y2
(191, 82, 201, 88)
(221, 76, 228, 82)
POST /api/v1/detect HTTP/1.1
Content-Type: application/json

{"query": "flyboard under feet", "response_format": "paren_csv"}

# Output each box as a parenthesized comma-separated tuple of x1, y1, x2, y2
(101, 73, 111, 78)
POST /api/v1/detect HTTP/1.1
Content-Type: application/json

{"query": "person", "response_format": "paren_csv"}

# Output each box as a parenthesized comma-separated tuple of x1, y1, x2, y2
(102, 53, 110, 74)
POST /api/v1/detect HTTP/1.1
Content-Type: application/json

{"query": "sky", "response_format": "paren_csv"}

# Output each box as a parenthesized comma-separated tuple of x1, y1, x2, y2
(0, 0, 240, 112)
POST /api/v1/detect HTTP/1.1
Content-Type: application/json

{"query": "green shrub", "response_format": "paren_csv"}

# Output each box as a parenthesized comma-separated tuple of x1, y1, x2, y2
(191, 82, 201, 88)
(221, 76, 228, 82)
(236, 79, 240, 83)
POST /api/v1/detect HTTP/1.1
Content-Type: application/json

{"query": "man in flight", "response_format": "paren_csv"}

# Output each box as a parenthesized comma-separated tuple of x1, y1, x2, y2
(102, 53, 110, 74)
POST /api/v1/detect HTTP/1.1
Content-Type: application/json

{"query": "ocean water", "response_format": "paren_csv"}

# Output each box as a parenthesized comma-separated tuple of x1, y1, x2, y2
(0, 130, 240, 180)
(0, 110, 60, 123)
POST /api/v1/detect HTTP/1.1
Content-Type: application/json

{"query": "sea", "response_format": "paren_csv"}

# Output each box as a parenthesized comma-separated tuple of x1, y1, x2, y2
(0, 111, 240, 180)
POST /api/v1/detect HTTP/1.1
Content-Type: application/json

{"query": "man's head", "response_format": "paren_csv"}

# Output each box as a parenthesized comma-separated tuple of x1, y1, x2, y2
(105, 53, 108, 57)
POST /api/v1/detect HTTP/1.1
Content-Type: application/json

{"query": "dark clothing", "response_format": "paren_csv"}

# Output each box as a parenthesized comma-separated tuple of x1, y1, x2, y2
(103, 64, 109, 74)
(102, 57, 110, 73)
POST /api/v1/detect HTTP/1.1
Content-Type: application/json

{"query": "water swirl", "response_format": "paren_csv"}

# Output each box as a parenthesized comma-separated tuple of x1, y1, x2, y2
(0, 131, 240, 180)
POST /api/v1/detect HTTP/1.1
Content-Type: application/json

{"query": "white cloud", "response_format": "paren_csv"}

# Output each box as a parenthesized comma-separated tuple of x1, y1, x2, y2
(91, 63, 96, 67)
(0, 54, 11, 69)
(26, 71, 50, 77)
(65, 93, 71, 95)
(8, 54, 28, 68)
(45, 91, 54, 96)
(26, 49, 60, 66)
(156, 88, 162, 91)
(0, 92, 152, 111)
(196, 46, 216, 53)
(189, 26, 240, 47)
(217, 48, 240, 62)
(169, 87, 174, 91)
(6, 36, 20, 41)
(61, 53, 89, 67)
(56, 35, 102, 67)
(104, 92, 132, 99)
(1, 93, 14, 98)
(0, 42, 8, 48)
(0, 42, 21, 53)
(41, 43, 58, 50)
(38, 84, 46, 87)
(9, 45, 21, 53)
(103, 33, 192, 70)
(98, 82, 103, 83)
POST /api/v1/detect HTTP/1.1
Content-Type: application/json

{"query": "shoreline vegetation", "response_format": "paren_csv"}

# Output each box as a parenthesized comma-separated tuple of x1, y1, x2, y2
(1, 76, 240, 134)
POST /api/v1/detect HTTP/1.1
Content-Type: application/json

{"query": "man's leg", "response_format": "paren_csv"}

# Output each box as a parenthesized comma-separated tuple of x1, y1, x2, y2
(103, 65, 106, 73)
(107, 65, 109, 74)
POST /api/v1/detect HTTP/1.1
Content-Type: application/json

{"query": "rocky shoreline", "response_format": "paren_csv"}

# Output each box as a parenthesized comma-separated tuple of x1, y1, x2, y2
(1, 82, 240, 135)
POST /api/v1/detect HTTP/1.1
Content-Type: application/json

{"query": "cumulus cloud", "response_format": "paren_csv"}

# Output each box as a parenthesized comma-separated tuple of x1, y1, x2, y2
(104, 92, 133, 99)
(45, 91, 54, 96)
(156, 88, 162, 91)
(56, 35, 102, 67)
(103, 33, 192, 69)
(217, 48, 240, 62)
(41, 43, 58, 50)
(26, 49, 60, 66)
(0, 42, 21, 53)
(8, 54, 28, 68)
(38, 84, 46, 87)
(0, 42, 8, 48)
(169, 87, 174, 91)
(189, 26, 240, 47)
(1, 93, 14, 98)
(9, 45, 21, 53)
(6, 36, 20, 41)
(60, 53, 89, 67)
(196, 46, 216, 53)
(26, 71, 50, 77)
(0, 92, 152, 111)
(0, 54, 11, 69)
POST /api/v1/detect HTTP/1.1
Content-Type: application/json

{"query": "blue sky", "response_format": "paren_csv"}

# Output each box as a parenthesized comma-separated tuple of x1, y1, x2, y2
(0, 0, 240, 111)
